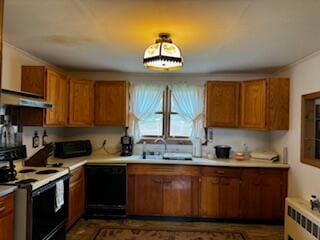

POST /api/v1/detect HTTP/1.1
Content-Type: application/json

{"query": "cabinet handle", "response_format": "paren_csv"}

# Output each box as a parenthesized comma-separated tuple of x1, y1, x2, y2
(152, 179, 162, 184)
(210, 178, 219, 184)
(0, 206, 5, 213)
(217, 170, 225, 174)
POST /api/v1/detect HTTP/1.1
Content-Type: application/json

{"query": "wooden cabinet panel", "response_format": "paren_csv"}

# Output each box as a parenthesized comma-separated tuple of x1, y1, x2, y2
(67, 167, 85, 229)
(200, 176, 220, 217)
(241, 169, 287, 221)
(241, 79, 267, 129)
(0, 193, 14, 240)
(128, 175, 163, 215)
(268, 78, 289, 130)
(95, 81, 129, 126)
(21, 67, 68, 126)
(205, 81, 240, 128)
(69, 78, 94, 126)
(162, 176, 194, 216)
(219, 177, 241, 218)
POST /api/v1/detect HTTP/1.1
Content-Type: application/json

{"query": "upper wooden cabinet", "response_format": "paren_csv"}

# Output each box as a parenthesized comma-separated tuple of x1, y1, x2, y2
(94, 81, 129, 126)
(241, 78, 289, 130)
(205, 81, 240, 128)
(21, 66, 68, 126)
(68, 78, 94, 126)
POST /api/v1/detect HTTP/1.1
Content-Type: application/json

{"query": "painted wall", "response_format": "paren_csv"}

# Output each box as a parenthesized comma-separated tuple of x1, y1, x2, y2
(271, 52, 320, 199)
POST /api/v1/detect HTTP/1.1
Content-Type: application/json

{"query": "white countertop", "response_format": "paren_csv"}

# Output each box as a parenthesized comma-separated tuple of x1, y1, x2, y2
(0, 186, 16, 197)
(48, 152, 290, 171)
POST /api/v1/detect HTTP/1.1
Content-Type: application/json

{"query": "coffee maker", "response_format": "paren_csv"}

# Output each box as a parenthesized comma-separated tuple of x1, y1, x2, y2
(120, 128, 133, 156)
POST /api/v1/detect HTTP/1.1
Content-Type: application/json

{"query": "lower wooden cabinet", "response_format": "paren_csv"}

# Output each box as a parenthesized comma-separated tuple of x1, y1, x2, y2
(0, 193, 14, 240)
(199, 167, 241, 218)
(128, 165, 199, 217)
(241, 169, 287, 220)
(67, 167, 85, 229)
(128, 164, 288, 222)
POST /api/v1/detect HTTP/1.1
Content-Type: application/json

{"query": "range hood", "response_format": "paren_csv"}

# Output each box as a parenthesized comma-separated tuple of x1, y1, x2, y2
(0, 89, 52, 109)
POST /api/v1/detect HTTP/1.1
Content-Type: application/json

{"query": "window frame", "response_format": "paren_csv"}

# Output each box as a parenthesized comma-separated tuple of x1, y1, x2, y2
(139, 87, 192, 145)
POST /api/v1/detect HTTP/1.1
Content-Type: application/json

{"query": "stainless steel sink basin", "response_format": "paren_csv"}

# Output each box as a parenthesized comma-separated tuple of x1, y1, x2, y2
(142, 152, 192, 160)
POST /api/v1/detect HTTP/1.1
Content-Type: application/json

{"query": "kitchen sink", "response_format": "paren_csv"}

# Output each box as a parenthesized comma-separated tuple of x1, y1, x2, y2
(143, 152, 192, 161)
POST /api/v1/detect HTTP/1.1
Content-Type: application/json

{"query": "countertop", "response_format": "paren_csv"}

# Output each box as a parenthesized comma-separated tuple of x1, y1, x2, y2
(48, 152, 290, 171)
(0, 186, 16, 197)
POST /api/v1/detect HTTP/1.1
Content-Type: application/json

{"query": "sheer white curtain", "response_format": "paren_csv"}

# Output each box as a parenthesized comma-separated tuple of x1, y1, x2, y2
(169, 84, 205, 144)
(129, 83, 165, 143)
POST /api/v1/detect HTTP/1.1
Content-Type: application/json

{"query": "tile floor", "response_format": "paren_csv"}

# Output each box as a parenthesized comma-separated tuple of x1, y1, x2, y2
(67, 219, 284, 240)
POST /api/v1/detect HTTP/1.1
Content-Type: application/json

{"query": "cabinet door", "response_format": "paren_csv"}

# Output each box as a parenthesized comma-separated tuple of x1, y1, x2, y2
(162, 176, 194, 216)
(241, 79, 267, 129)
(128, 175, 163, 215)
(94, 81, 128, 126)
(199, 176, 219, 217)
(219, 177, 241, 218)
(241, 173, 261, 219)
(45, 70, 68, 125)
(0, 193, 14, 240)
(67, 167, 85, 229)
(67, 179, 85, 228)
(206, 81, 240, 128)
(69, 78, 94, 126)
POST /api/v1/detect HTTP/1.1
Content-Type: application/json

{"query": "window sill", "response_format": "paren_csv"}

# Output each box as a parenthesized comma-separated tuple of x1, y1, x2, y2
(138, 137, 192, 145)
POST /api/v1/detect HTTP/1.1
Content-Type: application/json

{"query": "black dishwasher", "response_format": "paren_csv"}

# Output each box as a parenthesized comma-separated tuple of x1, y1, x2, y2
(86, 165, 127, 218)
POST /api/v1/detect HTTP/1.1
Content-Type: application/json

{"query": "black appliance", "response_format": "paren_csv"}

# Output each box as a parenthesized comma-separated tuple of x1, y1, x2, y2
(31, 175, 69, 240)
(120, 130, 133, 156)
(215, 145, 232, 159)
(86, 165, 127, 218)
(0, 145, 27, 182)
(54, 140, 92, 159)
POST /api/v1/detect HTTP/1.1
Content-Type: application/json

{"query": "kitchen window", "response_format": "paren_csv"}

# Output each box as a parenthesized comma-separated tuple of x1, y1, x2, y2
(139, 88, 193, 142)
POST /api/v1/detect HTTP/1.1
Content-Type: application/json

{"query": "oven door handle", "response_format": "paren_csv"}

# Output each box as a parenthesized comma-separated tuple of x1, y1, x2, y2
(32, 174, 70, 196)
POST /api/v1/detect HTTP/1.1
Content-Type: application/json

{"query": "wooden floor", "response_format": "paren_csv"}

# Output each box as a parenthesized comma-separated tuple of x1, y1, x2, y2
(67, 219, 284, 240)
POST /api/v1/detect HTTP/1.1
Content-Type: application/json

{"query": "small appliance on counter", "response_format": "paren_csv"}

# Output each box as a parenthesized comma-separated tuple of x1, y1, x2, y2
(215, 145, 232, 159)
(120, 129, 133, 156)
(54, 140, 92, 159)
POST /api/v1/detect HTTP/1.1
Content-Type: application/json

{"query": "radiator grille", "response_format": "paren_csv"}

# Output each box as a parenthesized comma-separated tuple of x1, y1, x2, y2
(287, 205, 319, 238)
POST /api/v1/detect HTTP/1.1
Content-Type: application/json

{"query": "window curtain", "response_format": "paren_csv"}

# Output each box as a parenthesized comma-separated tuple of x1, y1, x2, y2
(129, 84, 165, 143)
(169, 84, 205, 144)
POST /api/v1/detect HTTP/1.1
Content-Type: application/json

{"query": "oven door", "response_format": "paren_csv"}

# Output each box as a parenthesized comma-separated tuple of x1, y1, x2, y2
(31, 175, 69, 240)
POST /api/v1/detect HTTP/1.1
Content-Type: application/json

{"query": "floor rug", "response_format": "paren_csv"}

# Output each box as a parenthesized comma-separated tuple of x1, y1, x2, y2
(94, 228, 247, 240)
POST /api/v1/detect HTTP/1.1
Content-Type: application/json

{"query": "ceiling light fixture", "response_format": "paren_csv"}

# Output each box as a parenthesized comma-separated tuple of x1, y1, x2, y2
(143, 33, 183, 71)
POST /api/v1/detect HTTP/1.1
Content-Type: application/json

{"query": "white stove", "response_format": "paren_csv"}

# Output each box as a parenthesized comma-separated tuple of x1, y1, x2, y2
(3, 163, 69, 190)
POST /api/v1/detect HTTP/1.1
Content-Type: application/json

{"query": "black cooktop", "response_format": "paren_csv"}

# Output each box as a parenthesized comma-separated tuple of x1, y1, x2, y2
(36, 169, 59, 175)
(15, 179, 37, 185)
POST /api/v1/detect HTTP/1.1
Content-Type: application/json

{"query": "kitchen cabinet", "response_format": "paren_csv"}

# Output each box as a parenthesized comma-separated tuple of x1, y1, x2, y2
(241, 168, 287, 221)
(240, 78, 289, 130)
(128, 164, 199, 217)
(21, 66, 68, 126)
(199, 167, 241, 218)
(94, 81, 129, 126)
(0, 193, 14, 240)
(68, 78, 94, 126)
(67, 167, 85, 229)
(205, 81, 240, 128)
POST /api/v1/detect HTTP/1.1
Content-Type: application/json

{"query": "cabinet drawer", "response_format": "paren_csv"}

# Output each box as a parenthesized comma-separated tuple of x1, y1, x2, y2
(70, 167, 85, 184)
(242, 168, 285, 177)
(201, 167, 241, 177)
(128, 164, 200, 176)
(0, 193, 14, 217)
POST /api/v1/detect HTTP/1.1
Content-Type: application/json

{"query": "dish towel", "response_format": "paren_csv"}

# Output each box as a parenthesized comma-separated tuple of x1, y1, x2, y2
(55, 180, 64, 212)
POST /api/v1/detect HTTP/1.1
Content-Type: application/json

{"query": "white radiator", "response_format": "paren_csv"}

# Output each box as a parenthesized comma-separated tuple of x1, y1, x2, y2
(285, 198, 320, 240)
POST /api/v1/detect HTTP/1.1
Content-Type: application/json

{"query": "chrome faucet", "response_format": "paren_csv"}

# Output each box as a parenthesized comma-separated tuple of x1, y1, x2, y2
(154, 137, 167, 153)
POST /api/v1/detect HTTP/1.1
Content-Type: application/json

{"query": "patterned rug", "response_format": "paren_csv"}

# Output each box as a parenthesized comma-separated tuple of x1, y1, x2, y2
(94, 228, 247, 240)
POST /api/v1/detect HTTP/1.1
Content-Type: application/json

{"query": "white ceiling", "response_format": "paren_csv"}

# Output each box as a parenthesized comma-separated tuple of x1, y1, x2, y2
(4, 0, 320, 74)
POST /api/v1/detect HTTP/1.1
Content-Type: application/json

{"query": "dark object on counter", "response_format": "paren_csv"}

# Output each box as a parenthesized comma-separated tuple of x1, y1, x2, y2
(215, 145, 232, 159)
(86, 165, 127, 218)
(0, 145, 27, 182)
(120, 128, 133, 156)
(54, 140, 92, 159)
(33, 130, 39, 148)
(25, 143, 54, 167)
